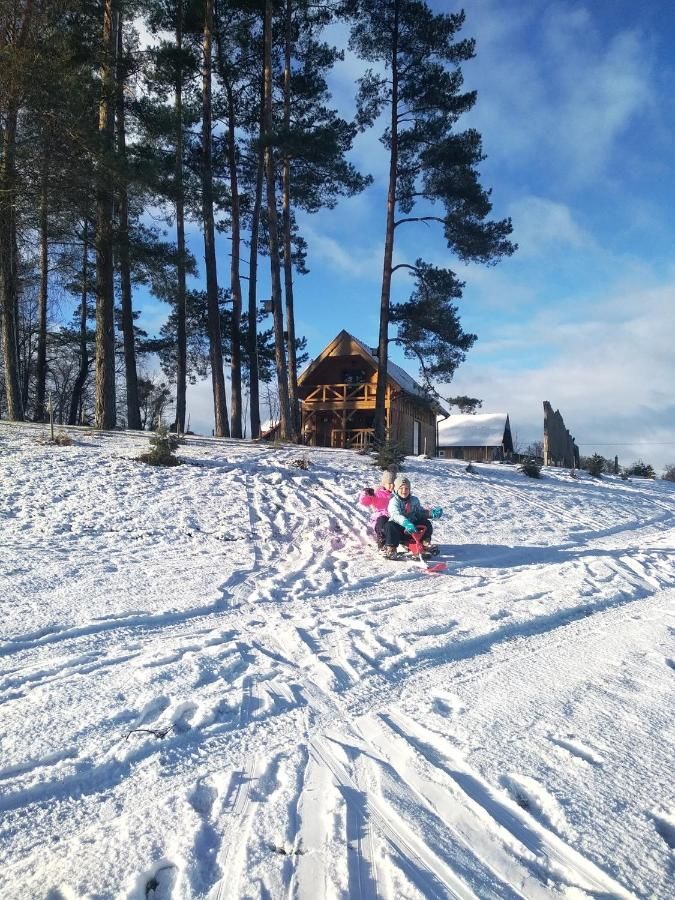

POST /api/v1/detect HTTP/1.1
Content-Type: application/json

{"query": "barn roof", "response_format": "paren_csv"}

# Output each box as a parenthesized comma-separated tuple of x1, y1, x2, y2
(437, 413, 510, 447)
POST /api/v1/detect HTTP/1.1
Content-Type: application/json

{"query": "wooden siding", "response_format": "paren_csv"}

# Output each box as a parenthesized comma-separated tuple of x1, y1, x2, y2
(298, 340, 437, 454)
(438, 445, 504, 462)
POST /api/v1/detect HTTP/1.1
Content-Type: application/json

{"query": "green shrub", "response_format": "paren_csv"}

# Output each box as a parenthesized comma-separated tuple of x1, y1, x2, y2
(518, 457, 542, 478)
(584, 454, 605, 478)
(625, 460, 655, 479)
(138, 425, 181, 467)
(372, 439, 404, 472)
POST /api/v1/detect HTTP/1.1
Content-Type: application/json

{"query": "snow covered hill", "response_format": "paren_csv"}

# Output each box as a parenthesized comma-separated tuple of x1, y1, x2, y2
(1, 422, 674, 900)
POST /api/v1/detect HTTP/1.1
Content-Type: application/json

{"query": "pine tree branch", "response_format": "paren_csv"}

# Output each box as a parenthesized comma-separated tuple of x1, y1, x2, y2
(394, 215, 445, 228)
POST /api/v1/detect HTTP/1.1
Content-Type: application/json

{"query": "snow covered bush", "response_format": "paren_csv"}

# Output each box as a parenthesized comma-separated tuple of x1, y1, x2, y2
(518, 457, 542, 478)
(51, 430, 72, 446)
(138, 426, 180, 467)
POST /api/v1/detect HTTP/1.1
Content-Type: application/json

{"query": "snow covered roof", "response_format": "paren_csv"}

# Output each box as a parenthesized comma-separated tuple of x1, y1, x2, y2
(437, 412, 510, 447)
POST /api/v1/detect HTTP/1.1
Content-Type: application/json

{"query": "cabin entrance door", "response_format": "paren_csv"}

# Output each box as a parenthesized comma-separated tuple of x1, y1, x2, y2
(317, 413, 337, 447)
(413, 419, 421, 455)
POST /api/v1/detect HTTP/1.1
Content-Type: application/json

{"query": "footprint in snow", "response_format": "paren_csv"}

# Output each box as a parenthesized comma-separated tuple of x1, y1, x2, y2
(431, 690, 465, 718)
(188, 776, 219, 816)
(500, 772, 574, 839)
(490, 608, 511, 621)
(649, 807, 675, 851)
(549, 733, 605, 766)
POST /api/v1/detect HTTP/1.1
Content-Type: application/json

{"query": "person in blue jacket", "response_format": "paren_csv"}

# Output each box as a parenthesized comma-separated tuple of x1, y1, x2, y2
(384, 474, 442, 559)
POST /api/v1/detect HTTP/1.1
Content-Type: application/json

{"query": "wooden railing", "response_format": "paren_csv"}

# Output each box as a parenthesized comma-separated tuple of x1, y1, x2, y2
(303, 383, 377, 404)
(330, 428, 375, 450)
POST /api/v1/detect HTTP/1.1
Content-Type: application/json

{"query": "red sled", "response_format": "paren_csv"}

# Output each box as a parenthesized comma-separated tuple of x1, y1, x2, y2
(406, 525, 447, 574)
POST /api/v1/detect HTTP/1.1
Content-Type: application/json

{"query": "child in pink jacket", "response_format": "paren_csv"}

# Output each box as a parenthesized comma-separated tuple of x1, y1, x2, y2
(358, 469, 396, 550)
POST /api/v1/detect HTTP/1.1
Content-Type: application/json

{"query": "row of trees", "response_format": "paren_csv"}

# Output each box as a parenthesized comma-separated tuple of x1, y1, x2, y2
(0, 0, 514, 442)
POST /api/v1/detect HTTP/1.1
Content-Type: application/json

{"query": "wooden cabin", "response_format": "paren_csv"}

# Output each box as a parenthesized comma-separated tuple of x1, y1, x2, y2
(437, 412, 514, 462)
(297, 331, 447, 454)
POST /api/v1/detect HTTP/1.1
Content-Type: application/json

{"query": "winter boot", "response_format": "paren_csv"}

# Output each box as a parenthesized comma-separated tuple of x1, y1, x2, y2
(422, 540, 439, 557)
(383, 545, 398, 560)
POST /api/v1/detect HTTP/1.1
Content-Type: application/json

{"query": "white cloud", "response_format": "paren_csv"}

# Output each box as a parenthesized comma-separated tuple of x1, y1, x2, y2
(463, 1, 654, 183)
(507, 196, 589, 256)
(445, 275, 675, 469)
(302, 223, 384, 280)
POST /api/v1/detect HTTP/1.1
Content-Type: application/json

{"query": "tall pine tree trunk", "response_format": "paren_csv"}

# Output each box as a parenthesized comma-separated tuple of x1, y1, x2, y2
(373, 0, 400, 444)
(202, 0, 229, 437)
(94, 0, 117, 430)
(0, 0, 32, 420)
(35, 159, 48, 421)
(115, 14, 141, 430)
(174, 0, 187, 434)
(225, 82, 243, 438)
(263, 0, 293, 440)
(247, 73, 265, 441)
(68, 222, 90, 426)
(0, 106, 23, 421)
(281, 0, 299, 438)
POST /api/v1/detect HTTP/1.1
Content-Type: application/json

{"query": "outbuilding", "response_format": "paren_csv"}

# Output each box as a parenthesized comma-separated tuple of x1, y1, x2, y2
(436, 412, 513, 462)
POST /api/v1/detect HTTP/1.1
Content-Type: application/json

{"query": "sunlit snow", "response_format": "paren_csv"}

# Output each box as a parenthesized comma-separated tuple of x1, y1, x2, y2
(1, 422, 673, 899)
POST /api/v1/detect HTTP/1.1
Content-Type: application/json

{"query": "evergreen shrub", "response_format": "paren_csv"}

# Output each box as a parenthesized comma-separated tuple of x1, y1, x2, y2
(139, 426, 181, 467)
(625, 460, 655, 479)
(518, 457, 542, 478)
(372, 439, 404, 472)
(585, 454, 605, 477)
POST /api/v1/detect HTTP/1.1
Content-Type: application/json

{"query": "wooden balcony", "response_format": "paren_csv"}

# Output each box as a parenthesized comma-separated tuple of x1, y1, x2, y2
(330, 428, 375, 450)
(302, 383, 378, 406)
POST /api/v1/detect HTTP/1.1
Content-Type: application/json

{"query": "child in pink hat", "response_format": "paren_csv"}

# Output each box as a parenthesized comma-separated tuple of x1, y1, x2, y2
(358, 469, 395, 550)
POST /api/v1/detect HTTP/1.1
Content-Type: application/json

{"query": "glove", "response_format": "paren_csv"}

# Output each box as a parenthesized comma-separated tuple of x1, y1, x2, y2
(402, 518, 416, 534)
(431, 506, 443, 520)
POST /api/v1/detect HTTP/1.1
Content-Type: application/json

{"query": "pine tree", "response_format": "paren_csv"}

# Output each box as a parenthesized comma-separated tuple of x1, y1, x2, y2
(263, 0, 293, 441)
(115, 12, 142, 430)
(278, 0, 371, 435)
(201, 0, 229, 436)
(348, 0, 515, 441)
(94, 0, 118, 429)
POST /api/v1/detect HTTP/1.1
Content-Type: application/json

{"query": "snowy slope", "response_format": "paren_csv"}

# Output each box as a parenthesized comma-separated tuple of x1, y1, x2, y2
(1, 422, 674, 900)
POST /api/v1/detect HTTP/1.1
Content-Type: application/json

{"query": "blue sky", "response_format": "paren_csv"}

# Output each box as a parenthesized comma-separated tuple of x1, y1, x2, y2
(139, 1, 675, 469)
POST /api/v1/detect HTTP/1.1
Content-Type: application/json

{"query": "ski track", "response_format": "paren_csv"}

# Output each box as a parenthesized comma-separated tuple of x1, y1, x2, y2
(1, 424, 674, 898)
